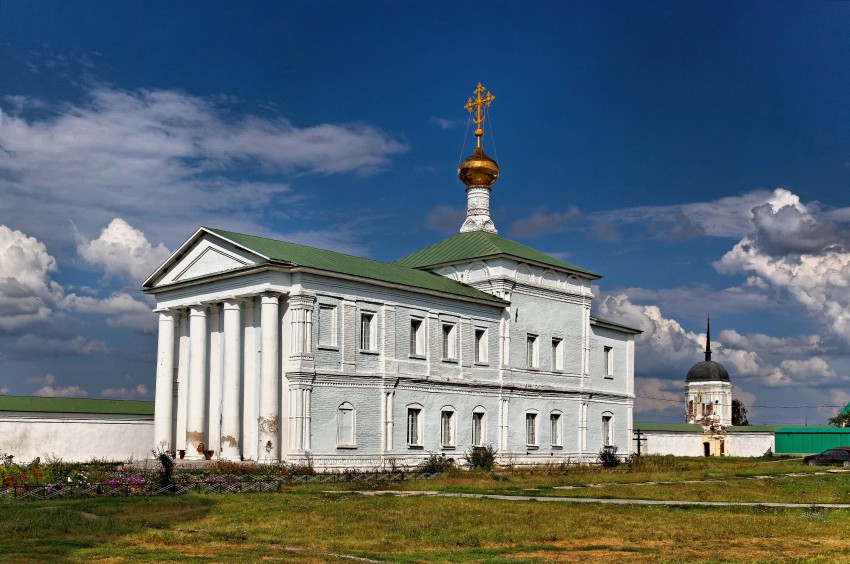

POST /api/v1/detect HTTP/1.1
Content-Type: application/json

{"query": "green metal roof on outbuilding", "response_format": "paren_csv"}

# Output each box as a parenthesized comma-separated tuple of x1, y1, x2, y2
(204, 228, 507, 305)
(633, 423, 704, 432)
(394, 231, 601, 278)
(726, 426, 779, 433)
(0, 395, 154, 415)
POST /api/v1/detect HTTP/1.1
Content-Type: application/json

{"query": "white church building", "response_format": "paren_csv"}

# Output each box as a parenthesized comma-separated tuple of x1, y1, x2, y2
(143, 84, 640, 469)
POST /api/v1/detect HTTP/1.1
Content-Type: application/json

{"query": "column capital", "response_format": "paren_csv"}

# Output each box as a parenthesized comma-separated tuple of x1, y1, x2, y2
(222, 298, 243, 310)
(188, 304, 208, 316)
(260, 291, 281, 304)
(156, 310, 178, 321)
(289, 293, 316, 308)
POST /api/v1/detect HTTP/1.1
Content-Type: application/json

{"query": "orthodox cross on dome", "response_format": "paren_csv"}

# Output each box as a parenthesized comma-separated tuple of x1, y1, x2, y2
(465, 82, 495, 148)
(705, 315, 712, 362)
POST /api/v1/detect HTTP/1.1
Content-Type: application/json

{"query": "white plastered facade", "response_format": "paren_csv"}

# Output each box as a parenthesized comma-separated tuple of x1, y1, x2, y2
(144, 230, 638, 469)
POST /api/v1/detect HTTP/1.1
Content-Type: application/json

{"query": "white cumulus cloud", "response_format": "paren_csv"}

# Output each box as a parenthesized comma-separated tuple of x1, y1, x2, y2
(0, 225, 57, 330)
(77, 218, 171, 282)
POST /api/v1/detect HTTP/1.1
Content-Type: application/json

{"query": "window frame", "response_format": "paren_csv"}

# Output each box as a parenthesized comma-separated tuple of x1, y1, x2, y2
(527, 334, 539, 369)
(359, 311, 377, 352)
(440, 407, 456, 448)
(525, 411, 539, 447)
(442, 322, 458, 362)
(336, 402, 356, 448)
(551, 338, 563, 371)
(318, 304, 338, 349)
(409, 317, 425, 358)
(602, 413, 613, 447)
(471, 408, 486, 447)
(407, 405, 423, 448)
(603, 345, 614, 378)
(550, 411, 562, 447)
(474, 327, 488, 365)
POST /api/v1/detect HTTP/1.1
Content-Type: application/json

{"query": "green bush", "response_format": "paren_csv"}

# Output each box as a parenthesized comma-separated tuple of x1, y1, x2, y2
(598, 445, 620, 468)
(417, 453, 454, 474)
(464, 445, 496, 471)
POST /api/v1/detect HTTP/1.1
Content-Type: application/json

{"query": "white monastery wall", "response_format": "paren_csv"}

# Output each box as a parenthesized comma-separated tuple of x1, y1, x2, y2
(0, 414, 153, 463)
(726, 433, 774, 457)
(644, 432, 706, 456)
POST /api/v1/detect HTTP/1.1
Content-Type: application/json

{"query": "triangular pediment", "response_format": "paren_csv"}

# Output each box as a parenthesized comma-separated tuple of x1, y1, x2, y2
(144, 230, 264, 287)
(174, 246, 249, 281)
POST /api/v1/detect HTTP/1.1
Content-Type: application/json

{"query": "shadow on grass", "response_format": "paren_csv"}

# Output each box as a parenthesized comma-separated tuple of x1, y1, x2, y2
(0, 495, 216, 562)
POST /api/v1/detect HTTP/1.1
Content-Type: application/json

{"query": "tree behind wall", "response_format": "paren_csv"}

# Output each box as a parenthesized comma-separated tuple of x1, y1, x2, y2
(828, 402, 850, 427)
(731, 399, 750, 426)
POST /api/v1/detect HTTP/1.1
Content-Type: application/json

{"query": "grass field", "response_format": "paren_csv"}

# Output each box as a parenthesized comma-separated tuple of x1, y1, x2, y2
(4, 456, 850, 563)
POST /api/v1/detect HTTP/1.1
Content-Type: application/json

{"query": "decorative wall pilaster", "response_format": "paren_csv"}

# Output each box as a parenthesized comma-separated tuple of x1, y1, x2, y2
(341, 299, 357, 372)
(288, 385, 312, 452)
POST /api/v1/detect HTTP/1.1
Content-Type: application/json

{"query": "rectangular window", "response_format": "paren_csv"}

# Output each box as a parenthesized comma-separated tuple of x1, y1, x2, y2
(407, 408, 421, 446)
(527, 335, 539, 369)
(526, 413, 537, 446)
(360, 312, 376, 351)
(472, 412, 484, 446)
(442, 323, 457, 360)
(604, 346, 613, 377)
(319, 305, 337, 347)
(550, 413, 561, 446)
(602, 415, 612, 446)
(551, 338, 563, 371)
(475, 328, 488, 364)
(441, 410, 454, 447)
(409, 318, 424, 356)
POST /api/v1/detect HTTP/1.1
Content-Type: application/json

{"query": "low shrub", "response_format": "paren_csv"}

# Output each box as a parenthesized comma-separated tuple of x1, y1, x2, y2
(464, 445, 496, 471)
(598, 445, 619, 468)
(418, 453, 454, 474)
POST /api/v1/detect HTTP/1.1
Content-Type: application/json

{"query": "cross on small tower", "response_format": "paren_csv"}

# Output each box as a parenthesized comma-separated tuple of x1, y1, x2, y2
(465, 82, 495, 147)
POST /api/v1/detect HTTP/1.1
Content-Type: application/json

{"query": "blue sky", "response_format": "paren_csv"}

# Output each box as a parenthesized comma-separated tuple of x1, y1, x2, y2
(1, 1, 850, 425)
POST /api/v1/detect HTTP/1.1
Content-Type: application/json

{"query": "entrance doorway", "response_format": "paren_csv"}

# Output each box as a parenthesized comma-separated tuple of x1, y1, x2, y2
(703, 442, 711, 456)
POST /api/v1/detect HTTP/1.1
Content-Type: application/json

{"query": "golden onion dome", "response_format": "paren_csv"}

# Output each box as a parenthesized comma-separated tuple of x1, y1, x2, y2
(458, 146, 499, 187)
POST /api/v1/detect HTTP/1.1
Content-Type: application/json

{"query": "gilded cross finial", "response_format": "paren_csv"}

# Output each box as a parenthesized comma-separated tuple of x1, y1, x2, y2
(464, 82, 495, 148)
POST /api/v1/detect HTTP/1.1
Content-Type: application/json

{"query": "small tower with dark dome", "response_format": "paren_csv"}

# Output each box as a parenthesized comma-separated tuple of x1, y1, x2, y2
(685, 316, 732, 426)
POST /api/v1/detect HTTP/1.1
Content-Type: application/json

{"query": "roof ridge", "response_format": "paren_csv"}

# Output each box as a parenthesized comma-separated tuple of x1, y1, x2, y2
(394, 230, 599, 277)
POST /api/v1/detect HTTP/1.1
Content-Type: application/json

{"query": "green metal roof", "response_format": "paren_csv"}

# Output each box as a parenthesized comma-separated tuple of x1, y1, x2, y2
(393, 231, 600, 278)
(205, 228, 507, 305)
(633, 422, 704, 433)
(726, 425, 779, 433)
(0, 395, 154, 415)
(775, 426, 850, 434)
(840, 402, 850, 416)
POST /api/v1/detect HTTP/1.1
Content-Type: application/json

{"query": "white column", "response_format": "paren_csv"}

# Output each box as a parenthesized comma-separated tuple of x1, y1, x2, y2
(220, 299, 242, 461)
(258, 292, 281, 461)
(185, 305, 208, 460)
(153, 311, 177, 453)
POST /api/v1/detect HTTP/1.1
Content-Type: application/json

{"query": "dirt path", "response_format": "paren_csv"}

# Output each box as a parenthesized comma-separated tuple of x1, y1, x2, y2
(344, 489, 850, 508)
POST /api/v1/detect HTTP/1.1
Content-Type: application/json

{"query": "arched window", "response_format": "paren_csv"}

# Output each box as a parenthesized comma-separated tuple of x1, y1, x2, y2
(471, 406, 486, 447)
(525, 409, 539, 447)
(337, 402, 356, 447)
(440, 405, 456, 447)
(602, 412, 614, 447)
(407, 403, 424, 447)
(550, 410, 563, 447)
